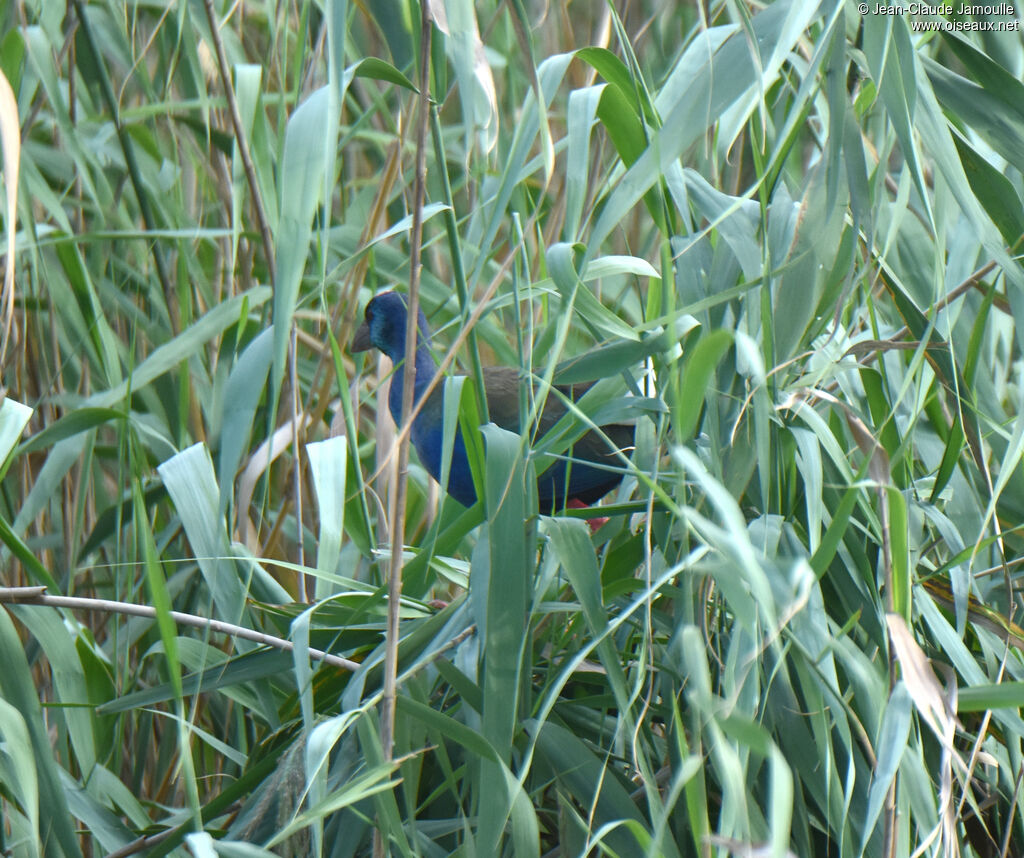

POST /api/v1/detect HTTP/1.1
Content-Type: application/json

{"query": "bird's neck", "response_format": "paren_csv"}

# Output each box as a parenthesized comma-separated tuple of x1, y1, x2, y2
(386, 342, 437, 424)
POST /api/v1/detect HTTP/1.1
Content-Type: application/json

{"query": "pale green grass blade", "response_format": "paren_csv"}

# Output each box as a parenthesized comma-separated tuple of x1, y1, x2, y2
(88, 286, 271, 408)
(564, 84, 604, 241)
(158, 443, 250, 624)
(590, 1, 816, 254)
(0, 698, 40, 858)
(273, 87, 332, 395)
(0, 398, 31, 466)
(307, 435, 347, 584)
(0, 608, 83, 857)
(218, 328, 273, 519)
(8, 606, 96, 778)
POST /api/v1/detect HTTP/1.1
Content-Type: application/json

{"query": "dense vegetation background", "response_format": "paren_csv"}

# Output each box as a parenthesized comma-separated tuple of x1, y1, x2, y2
(3, 0, 1024, 855)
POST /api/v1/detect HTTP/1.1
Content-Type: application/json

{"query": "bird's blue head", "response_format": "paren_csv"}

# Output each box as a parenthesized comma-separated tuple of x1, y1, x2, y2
(351, 291, 431, 363)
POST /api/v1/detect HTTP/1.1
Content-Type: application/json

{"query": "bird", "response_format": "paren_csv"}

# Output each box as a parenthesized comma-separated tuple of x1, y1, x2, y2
(351, 291, 634, 515)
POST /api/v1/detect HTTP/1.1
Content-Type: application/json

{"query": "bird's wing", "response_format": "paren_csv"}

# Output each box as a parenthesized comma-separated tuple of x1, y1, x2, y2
(479, 367, 633, 461)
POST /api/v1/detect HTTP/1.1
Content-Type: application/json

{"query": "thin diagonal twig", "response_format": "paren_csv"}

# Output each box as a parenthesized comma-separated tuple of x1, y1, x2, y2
(0, 586, 358, 671)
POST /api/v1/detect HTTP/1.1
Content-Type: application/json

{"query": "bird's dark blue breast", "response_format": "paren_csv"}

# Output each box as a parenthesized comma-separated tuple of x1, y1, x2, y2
(412, 419, 477, 507)
(388, 369, 479, 507)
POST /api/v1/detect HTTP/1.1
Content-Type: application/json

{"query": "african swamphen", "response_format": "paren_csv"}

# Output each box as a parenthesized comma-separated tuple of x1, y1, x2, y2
(351, 291, 633, 514)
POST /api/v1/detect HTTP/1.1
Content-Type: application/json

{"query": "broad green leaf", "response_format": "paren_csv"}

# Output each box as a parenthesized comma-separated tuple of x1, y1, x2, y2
(860, 682, 913, 855)
(17, 406, 122, 456)
(959, 681, 1024, 712)
(474, 424, 535, 855)
(675, 328, 732, 441)
(548, 242, 640, 341)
